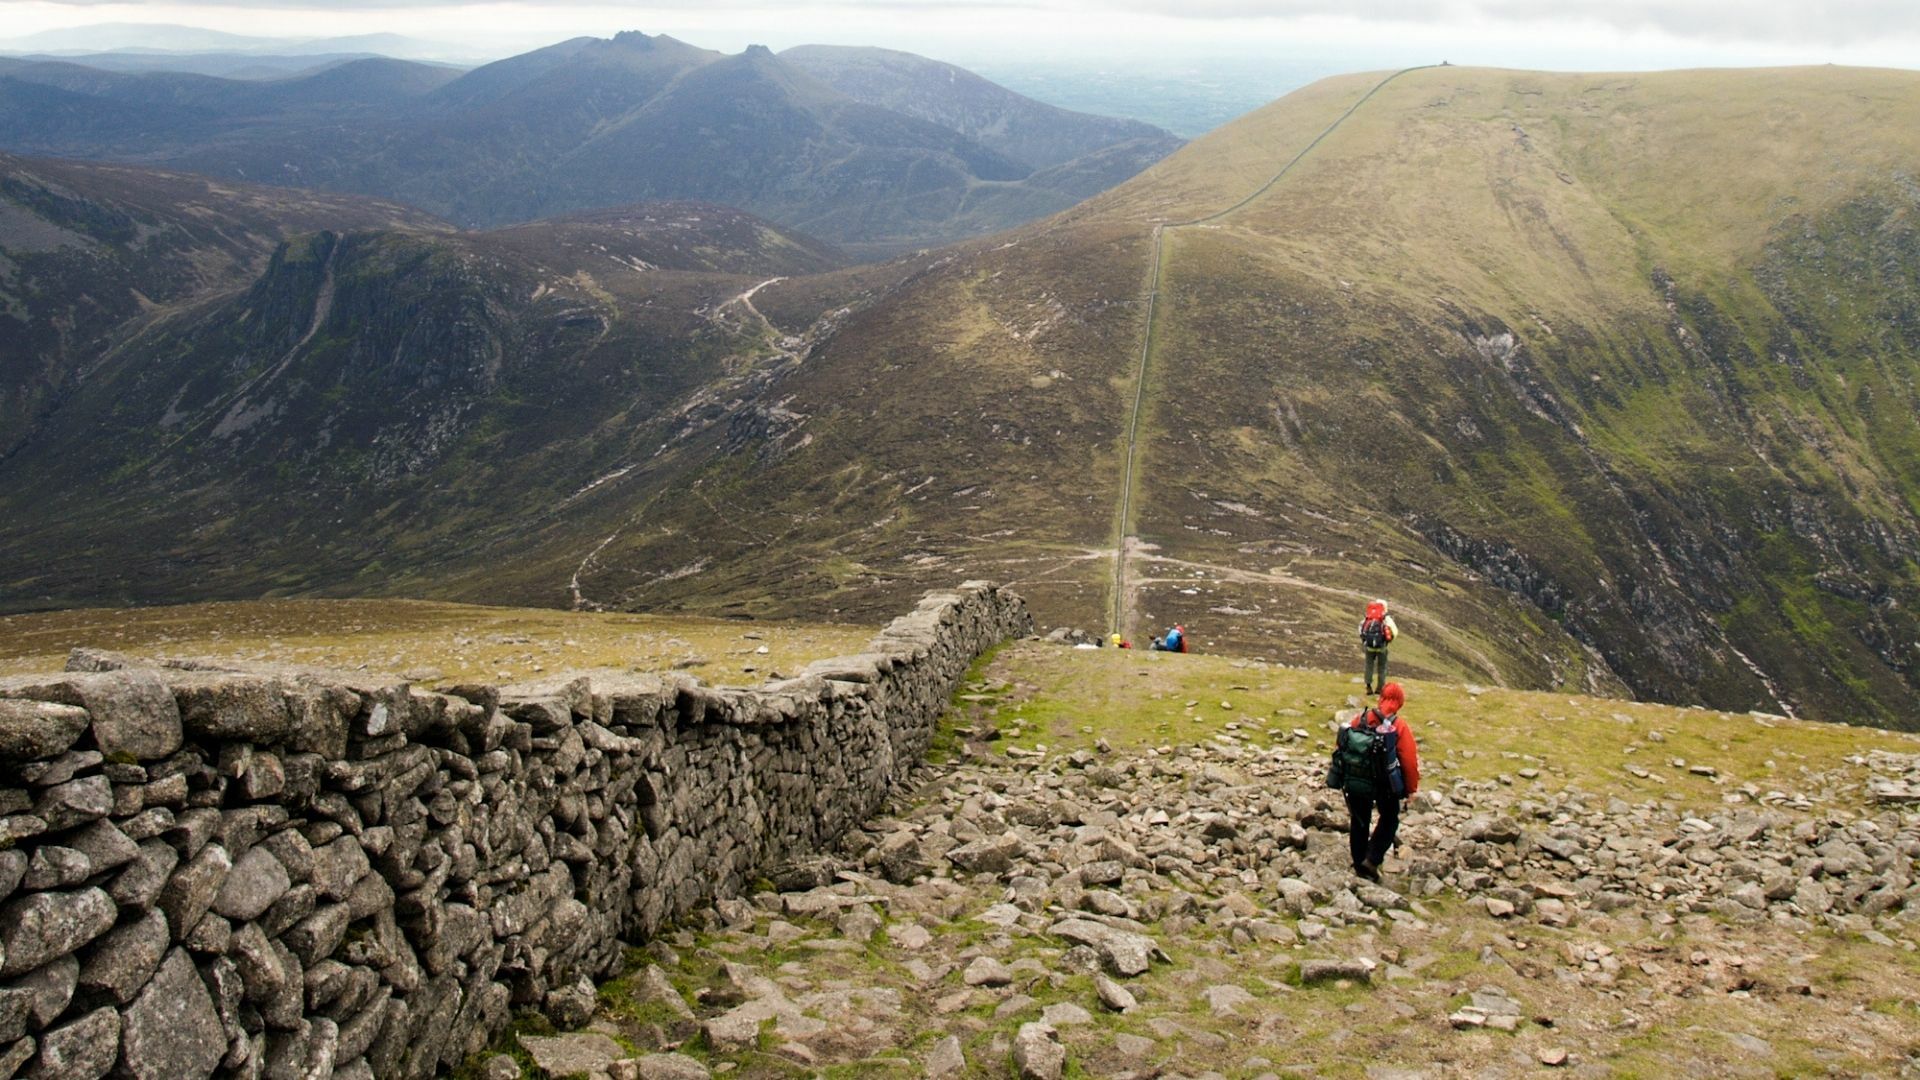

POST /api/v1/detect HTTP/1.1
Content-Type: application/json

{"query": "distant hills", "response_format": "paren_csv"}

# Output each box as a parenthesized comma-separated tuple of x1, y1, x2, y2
(0, 23, 454, 61)
(0, 32, 1184, 257)
(5, 66, 1920, 728)
(0, 51, 436, 81)
(782, 45, 1174, 172)
(955, 54, 1343, 139)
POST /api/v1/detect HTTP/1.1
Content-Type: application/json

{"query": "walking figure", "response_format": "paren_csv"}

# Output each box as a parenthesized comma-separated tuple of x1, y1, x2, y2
(1358, 599, 1397, 695)
(1327, 682, 1420, 881)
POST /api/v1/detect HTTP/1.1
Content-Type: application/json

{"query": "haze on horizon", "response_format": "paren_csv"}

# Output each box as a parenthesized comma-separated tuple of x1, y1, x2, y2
(4, 0, 1920, 74)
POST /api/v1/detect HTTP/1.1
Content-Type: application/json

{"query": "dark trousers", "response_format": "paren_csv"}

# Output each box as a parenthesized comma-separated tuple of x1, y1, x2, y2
(1345, 790, 1400, 868)
(1364, 650, 1389, 693)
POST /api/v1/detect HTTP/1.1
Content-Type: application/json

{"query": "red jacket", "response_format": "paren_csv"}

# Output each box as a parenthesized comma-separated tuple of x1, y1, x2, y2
(1347, 708, 1419, 795)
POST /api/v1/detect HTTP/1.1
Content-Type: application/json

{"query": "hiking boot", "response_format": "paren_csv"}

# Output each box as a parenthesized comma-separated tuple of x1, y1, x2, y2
(1357, 859, 1382, 883)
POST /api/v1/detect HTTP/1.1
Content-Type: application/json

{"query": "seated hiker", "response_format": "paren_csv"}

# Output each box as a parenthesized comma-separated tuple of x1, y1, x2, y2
(1149, 623, 1189, 653)
(1110, 632, 1132, 649)
(1326, 682, 1420, 882)
(1357, 599, 1398, 695)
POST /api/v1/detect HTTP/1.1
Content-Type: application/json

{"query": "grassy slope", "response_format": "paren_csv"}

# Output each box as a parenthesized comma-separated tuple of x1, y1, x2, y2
(0, 599, 871, 688)
(563, 220, 1159, 628)
(979, 641, 1918, 816)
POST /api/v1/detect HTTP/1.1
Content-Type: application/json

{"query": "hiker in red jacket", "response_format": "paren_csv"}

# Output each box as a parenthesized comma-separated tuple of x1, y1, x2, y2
(1358, 599, 1398, 695)
(1328, 681, 1420, 882)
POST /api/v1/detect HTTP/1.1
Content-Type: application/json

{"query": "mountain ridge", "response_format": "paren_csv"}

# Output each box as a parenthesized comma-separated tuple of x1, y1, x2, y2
(0, 32, 1180, 256)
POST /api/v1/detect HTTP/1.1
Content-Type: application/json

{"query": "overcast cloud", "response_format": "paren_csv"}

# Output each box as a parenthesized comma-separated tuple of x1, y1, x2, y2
(4, 0, 1917, 67)
(12, 0, 1920, 44)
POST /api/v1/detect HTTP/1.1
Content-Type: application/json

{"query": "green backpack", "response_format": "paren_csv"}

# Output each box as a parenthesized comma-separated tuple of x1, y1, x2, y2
(1327, 710, 1405, 797)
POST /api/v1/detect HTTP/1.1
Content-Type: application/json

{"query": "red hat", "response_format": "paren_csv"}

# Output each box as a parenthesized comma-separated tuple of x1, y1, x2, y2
(1379, 683, 1405, 713)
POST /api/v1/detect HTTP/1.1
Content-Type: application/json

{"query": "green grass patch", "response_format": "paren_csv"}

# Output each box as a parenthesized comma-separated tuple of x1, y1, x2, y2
(980, 641, 1920, 814)
(0, 598, 873, 686)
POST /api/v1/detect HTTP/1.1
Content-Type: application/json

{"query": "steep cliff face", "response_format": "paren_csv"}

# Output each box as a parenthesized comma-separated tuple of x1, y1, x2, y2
(138, 232, 551, 483)
(0, 154, 444, 456)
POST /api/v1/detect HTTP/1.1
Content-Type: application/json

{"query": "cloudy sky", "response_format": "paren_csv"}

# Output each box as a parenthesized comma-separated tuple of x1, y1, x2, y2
(4, 0, 1918, 69)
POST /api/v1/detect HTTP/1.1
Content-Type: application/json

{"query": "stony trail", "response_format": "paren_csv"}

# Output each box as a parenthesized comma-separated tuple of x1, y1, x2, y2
(732, 278, 787, 329)
(480, 674, 1920, 1079)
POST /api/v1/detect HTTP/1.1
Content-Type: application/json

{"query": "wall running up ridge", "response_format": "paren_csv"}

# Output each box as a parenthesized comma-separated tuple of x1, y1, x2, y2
(0, 581, 1031, 1080)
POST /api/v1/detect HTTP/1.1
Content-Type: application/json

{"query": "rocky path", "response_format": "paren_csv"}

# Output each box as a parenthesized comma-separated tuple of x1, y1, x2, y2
(476, 700, 1920, 1079)
(729, 278, 788, 336)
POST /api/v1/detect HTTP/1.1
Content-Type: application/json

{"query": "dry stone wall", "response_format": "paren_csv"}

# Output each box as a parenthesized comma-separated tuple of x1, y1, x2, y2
(0, 581, 1030, 1080)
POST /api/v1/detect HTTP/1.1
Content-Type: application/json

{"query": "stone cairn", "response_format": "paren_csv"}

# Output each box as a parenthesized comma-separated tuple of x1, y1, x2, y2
(0, 582, 1031, 1080)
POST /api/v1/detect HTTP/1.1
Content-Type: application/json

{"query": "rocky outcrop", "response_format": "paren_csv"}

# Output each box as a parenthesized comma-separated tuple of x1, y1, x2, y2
(0, 582, 1030, 1079)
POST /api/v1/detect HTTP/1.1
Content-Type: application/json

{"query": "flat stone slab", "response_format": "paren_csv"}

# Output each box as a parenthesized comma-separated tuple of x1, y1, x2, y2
(0, 700, 90, 761)
(781, 890, 886, 917)
(519, 1032, 628, 1077)
(1201, 984, 1256, 1016)
(617, 1053, 712, 1080)
(1048, 919, 1161, 977)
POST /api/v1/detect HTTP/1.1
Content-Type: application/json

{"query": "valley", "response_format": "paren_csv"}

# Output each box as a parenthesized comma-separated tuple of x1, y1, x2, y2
(5, 65, 1920, 728)
(539, 65, 1920, 727)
